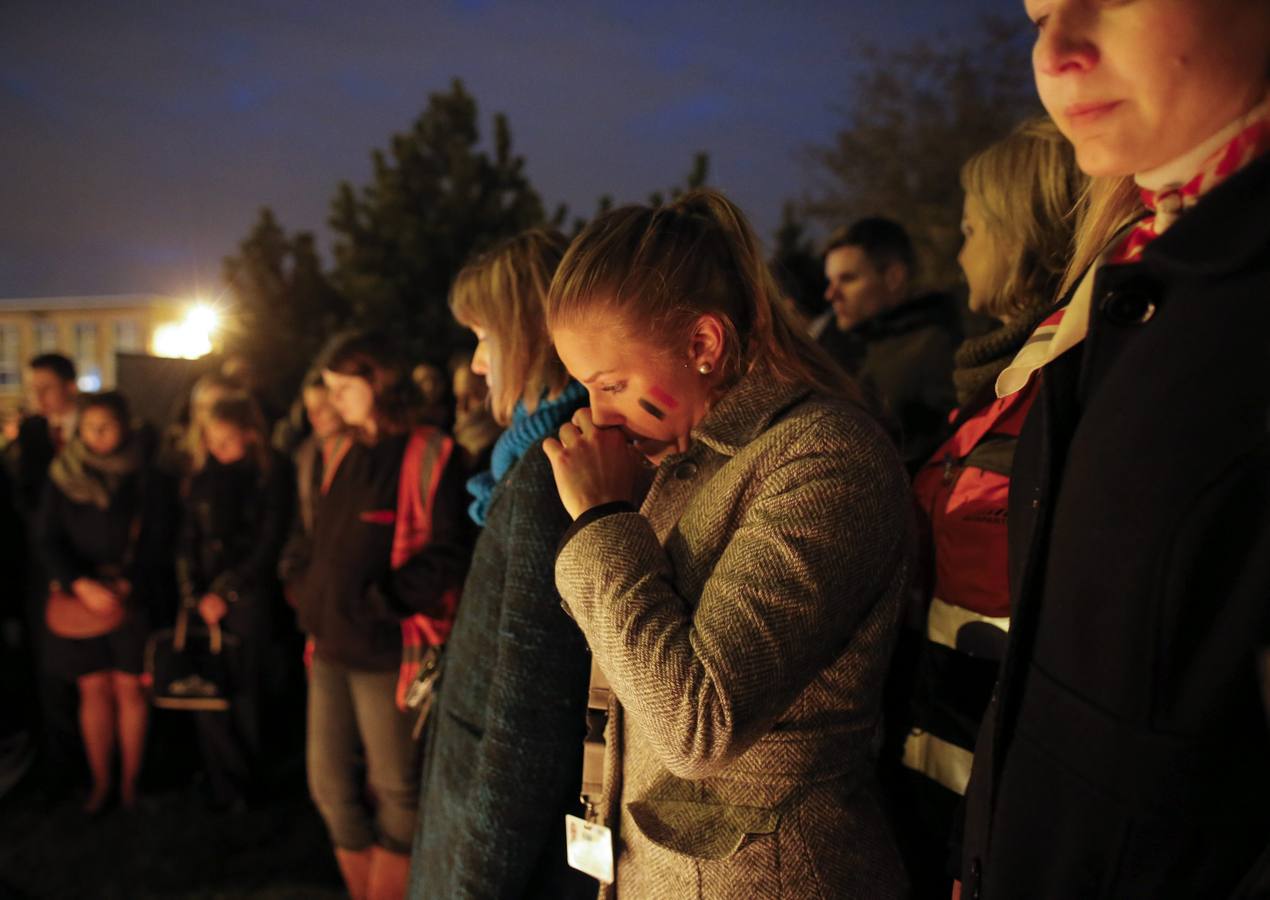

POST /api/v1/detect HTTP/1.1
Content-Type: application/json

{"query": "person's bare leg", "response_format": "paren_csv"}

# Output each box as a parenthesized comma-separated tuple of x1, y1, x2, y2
(111, 671, 147, 808)
(78, 672, 115, 813)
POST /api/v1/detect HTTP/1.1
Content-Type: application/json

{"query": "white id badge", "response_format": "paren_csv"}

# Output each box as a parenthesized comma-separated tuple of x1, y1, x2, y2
(565, 814, 614, 884)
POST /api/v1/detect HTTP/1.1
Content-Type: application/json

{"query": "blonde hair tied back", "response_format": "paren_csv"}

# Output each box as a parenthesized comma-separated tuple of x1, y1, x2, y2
(546, 188, 857, 403)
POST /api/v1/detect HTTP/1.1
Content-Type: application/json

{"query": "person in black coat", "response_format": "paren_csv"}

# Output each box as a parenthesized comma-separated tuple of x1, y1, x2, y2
(960, 4, 1270, 898)
(408, 230, 593, 899)
(5, 354, 81, 782)
(819, 218, 960, 471)
(36, 391, 169, 812)
(179, 392, 293, 810)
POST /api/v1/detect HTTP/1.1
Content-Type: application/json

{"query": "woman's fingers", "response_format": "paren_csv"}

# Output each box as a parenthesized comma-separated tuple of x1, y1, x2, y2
(557, 421, 582, 448)
(571, 407, 596, 437)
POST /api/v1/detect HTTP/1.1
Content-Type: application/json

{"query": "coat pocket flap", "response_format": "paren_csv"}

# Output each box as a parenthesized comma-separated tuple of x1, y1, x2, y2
(627, 798, 780, 860)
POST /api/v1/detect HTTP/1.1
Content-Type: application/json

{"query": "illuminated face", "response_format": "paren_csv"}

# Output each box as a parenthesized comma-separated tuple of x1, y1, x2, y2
(303, 386, 343, 439)
(466, 325, 502, 410)
(1028, 0, 1270, 177)
(28, 367, 75, 418)
(79, 406, 123, 457)
(204, 419, 249, 465)
(823, 245, 903, 331)
(322, 370, 375, 428)
(957, 194, 1011, 320)
(552, 317, 712, 465)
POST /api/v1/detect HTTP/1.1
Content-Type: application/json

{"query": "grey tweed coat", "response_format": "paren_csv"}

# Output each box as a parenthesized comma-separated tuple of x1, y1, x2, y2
(555, 369, 913, 899)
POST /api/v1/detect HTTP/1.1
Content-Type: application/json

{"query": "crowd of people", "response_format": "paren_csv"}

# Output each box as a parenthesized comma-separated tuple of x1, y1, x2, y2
(1, 1, 1268, 897)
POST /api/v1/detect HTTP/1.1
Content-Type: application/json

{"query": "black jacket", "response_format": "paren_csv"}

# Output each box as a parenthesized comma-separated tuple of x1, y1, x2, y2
(36, 463, 173, 624)
(411, 443, 593, 899)
(295, 432, 472, 671)
(819, 292, 960, 470)
(177, 452, 293, 610)
(961, 154, 1270, 898)
(6, 416, 57, 516)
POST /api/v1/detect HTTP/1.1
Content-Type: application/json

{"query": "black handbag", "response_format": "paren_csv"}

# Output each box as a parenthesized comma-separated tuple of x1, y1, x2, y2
(145, 602, 238, 711)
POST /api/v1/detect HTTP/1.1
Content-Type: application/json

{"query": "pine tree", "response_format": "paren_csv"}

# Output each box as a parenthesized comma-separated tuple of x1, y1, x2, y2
(221, 207, 349, 403)
(328, 79, 549, 363)
(806, 16, 1040, 290)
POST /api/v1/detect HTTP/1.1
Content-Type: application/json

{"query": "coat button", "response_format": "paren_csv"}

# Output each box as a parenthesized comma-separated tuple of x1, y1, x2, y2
(674, 461, 698, 480)
(1101, 286, 1157, 325)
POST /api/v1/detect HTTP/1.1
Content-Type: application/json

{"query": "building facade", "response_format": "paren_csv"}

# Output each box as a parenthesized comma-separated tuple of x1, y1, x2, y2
(0, 294, 191, 409)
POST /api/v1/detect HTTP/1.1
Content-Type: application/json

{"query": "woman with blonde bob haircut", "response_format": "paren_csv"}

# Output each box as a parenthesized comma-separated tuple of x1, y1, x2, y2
(409, 229, 594, 899)
(896, 115, 1085, 898)
(960, 2, 1270, 897)
(449, 229, 574, 428)
(542, 189, 912, 898)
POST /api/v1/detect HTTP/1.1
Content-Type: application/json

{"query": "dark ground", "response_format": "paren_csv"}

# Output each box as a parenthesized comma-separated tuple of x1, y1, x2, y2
(0, 690, 345, 899)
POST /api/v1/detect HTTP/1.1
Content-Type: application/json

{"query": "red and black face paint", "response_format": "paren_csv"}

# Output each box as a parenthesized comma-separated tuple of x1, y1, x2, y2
(638, 386, 679, 422)
(638, 397, 666, 420)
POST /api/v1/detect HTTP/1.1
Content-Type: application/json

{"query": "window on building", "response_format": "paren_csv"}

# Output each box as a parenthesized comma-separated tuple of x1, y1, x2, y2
(113, 319, 141, 353)
(34, 321, 59, 354)
(107, 319, 142, 388)
(74, 322, 101, 392)
(0, 325, 20, 392)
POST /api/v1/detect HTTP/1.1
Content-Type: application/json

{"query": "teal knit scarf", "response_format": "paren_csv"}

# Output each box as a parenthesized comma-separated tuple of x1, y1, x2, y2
(466, 381, 587, 526)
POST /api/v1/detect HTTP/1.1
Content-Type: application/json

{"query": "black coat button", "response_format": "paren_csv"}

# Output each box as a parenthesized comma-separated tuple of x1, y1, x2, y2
(1101, 286, 1157, 325)
(674, 461, 698, 480)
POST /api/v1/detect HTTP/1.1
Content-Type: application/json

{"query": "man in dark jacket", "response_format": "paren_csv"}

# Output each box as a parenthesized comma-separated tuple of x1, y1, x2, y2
(3, 354, 81, 787)
(820, 218, 959, 470)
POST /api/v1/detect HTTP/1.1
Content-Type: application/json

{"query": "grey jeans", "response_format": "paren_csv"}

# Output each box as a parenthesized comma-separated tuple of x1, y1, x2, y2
(307, 655, 419, 853)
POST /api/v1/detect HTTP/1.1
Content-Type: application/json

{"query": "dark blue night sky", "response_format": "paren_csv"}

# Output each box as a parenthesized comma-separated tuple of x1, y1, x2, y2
(1, 0, 1019, 298)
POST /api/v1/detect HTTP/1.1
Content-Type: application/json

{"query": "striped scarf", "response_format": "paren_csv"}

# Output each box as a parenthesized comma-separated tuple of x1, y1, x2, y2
(996, 97, 1270, 398)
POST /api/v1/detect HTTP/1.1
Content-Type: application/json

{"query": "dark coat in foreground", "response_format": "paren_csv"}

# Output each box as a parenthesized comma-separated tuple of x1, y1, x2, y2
(961, 154, 1270, 899)
(556, 370, 913, 899)
(410, 443, 593, 899)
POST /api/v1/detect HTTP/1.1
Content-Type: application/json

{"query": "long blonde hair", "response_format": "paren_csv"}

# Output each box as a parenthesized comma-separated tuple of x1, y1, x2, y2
(961, 115, 1088, 319)
(1057, 176, 1142, 298)
(546, 189, 857, 402)
(450, 229, 571, 425)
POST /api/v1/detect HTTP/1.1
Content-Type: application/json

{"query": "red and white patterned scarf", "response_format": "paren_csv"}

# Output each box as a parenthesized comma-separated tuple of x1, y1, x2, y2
(996, 96, 1270, 398)
(1111, 98, 1270, 263)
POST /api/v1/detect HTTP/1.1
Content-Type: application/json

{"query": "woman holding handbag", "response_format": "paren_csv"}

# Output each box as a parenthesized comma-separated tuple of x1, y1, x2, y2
(294, 331, 472, 900)
(178, 392, 293, 810)
(37, 391, 167, 813)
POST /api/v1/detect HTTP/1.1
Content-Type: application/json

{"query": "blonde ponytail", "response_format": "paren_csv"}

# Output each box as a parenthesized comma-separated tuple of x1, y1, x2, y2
(548, 189, 859, 403)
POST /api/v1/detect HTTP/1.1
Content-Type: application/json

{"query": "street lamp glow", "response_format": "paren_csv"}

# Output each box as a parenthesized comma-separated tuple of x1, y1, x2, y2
(187, 303, 218, 334)
(151, 302, 219, 359)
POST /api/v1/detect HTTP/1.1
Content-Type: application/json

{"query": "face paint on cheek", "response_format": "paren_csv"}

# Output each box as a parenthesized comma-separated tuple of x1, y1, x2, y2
(638, 397, 666, 421)
(648, 386, 679, 410)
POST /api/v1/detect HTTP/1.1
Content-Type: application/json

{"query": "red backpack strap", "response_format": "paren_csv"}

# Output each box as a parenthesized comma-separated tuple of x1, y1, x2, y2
(393, 426, 460, 711)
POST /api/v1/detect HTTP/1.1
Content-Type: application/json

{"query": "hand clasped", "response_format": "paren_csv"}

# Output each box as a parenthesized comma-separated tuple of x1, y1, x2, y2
(542, 408, 644, 519)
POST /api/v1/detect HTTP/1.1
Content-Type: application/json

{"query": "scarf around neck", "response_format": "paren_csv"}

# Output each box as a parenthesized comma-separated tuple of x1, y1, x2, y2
(49, 434, 144, 510)
(1112, 96, 1270, 263)
(996, 96, 1270, 399)
(466, 380, 587, 526)
(953, 309, 1052, 407)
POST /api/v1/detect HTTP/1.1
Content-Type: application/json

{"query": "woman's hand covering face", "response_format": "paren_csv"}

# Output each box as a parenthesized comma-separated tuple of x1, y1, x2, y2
(543, 408, 647, 520)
